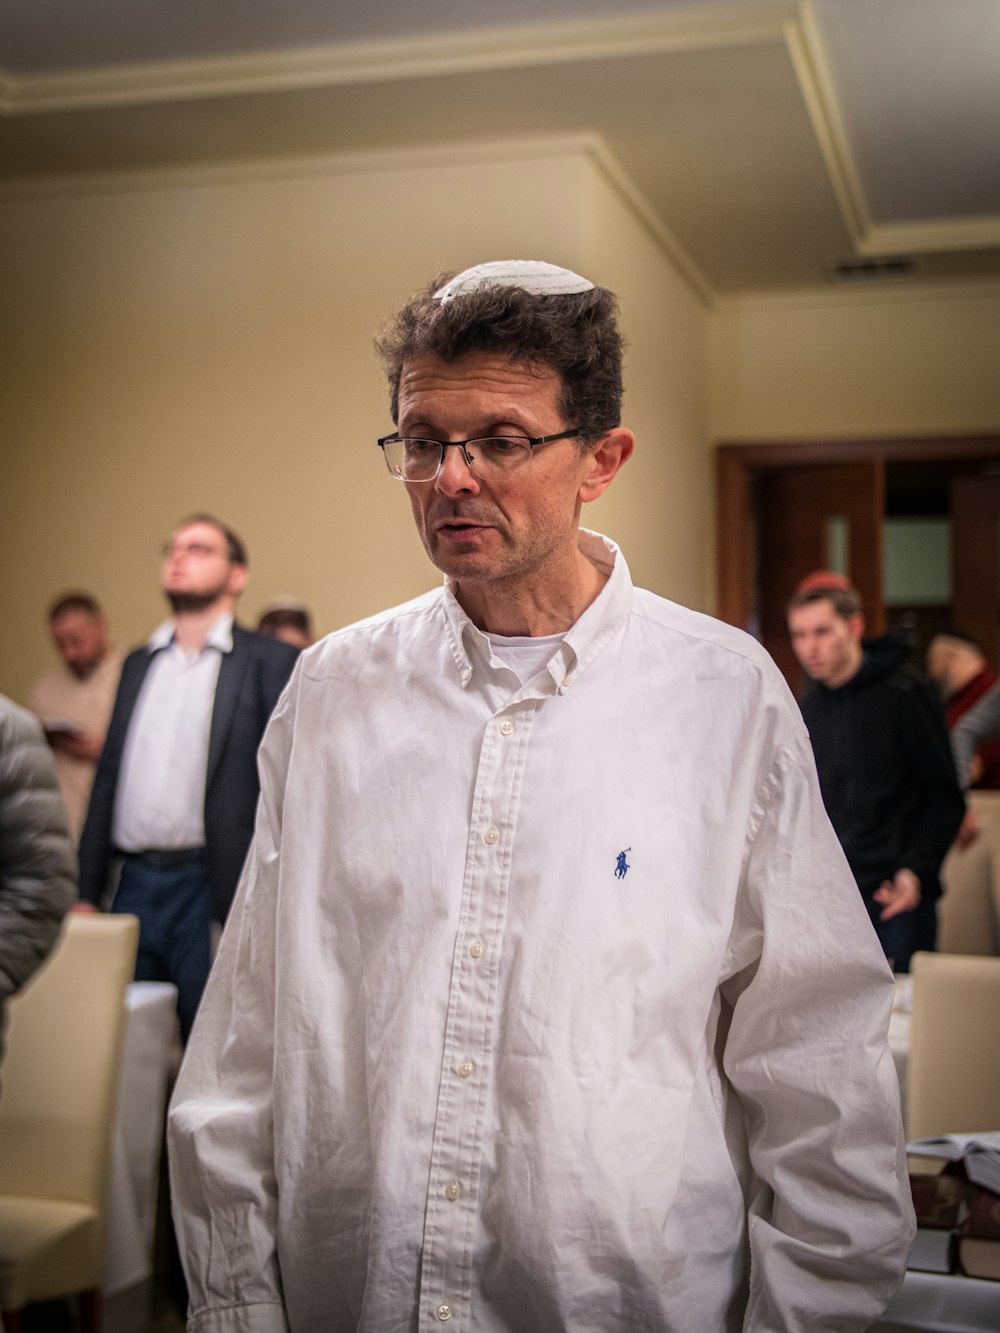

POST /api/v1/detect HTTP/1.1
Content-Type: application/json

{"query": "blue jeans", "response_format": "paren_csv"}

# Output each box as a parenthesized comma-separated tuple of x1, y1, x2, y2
(862, 892, 918, 974)
(112, 856, 213, 1041)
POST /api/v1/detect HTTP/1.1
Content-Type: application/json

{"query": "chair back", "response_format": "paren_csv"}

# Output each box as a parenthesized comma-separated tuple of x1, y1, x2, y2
(908, 950, 1000, 1140)
(0, 914, 138, 1213)
(938, 791, 1000, 955)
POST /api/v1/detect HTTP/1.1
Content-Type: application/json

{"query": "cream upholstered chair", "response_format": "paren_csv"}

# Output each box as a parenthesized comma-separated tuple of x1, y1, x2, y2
(938, 791, 1000, 955)
(0, 913, 138, 1333)
(907, 950, 1000, 1141)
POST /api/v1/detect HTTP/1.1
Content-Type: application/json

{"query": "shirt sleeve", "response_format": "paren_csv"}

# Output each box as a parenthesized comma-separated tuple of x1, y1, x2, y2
(894, 674, 966, 888)
(951, 680, 1000, 789)
(167, 675, 298, 1333)
(721, 734, 915, 1332)
(0, 702, 77, 1005)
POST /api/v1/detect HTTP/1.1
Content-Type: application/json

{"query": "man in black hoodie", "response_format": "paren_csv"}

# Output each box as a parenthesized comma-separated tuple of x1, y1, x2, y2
(787, 574, 965, 971)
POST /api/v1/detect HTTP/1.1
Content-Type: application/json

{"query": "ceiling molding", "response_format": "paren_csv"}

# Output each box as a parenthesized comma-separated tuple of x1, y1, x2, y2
(0, 128, 714, 306)
(714, 275, 1000, 314)
(0, 125, 715, 305)
(860, 216, 1000, 257)
(786, 1, 869, 247)
(585, 138, 715, 308)
(0, 1, 798, 115)
(788, 2, 1000, 262)
(0, 131, 599, 196)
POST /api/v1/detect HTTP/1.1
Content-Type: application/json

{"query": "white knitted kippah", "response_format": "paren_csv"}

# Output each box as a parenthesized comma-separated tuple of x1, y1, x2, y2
(433, 260, 595, 303)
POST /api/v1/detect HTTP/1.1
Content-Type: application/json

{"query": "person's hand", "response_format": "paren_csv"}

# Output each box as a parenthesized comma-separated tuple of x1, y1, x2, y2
(955, 808, 980, 850)
(52, 729, 104, 762)
(71, 900, 99, 914)
(873, 868, 920, 920)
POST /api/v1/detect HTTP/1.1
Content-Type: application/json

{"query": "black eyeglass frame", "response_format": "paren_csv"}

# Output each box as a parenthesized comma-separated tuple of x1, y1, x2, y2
(377, 428, 586, 481)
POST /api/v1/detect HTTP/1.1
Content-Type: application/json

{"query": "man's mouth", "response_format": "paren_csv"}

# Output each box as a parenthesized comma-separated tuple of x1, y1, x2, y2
(435, 517, 492, 538)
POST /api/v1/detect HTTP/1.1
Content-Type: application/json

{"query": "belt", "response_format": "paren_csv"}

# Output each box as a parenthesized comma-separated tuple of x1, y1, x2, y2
(116, 846, 206, 869)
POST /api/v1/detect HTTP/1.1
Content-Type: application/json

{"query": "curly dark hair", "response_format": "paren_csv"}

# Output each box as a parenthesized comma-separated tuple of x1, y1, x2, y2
(374, 271, 624, 447)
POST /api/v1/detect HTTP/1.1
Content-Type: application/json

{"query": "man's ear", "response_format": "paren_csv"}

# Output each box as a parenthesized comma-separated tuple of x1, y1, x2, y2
(850, 612, 865, 642)
(228, 564, 249, 598)
(579, 429, 635, 504)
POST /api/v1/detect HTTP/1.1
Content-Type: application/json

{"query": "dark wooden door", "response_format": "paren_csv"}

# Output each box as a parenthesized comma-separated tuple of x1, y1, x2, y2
(757, 461, 886, 689)
(951, 475, 1000, 672)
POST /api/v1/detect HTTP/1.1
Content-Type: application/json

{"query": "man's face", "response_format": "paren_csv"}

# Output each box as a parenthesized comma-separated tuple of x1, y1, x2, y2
(787, 599, 864, 688)
(925, 637, 954, 696)
(397, 352, 596, 590)
(51, 610, 107, 679)
(162, 521, 244, 613)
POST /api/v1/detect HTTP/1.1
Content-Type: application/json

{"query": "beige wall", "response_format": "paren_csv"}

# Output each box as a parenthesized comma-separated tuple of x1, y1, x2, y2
(10, 137, 995, 712)
(0, 143, 709, 705)
(582, 165, 710, 608)
(708, 283, 1000, 440)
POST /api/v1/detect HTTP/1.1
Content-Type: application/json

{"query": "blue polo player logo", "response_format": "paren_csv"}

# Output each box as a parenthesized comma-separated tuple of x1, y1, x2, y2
(615, 847, 632, 879)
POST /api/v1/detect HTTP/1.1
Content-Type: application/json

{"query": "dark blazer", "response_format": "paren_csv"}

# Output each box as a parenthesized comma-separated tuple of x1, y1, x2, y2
(79, 622, 299, 922)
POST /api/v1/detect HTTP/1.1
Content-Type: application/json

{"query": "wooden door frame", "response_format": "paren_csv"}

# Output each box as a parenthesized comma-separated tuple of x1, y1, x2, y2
(716, 435, 1000, 632)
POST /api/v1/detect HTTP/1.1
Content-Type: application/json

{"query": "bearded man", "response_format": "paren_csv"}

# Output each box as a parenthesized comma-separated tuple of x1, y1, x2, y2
(78, 514, 298, 1039)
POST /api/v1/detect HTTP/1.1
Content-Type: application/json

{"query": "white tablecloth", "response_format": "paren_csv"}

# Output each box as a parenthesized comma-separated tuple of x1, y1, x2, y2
(876, 1270, 1000, 1331)
(103, 981, 178, 1295)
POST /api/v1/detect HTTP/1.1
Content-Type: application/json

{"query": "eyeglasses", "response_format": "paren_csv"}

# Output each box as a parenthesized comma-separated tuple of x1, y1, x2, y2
(161, 541, 230, 560)
(377, 429, 584, 483)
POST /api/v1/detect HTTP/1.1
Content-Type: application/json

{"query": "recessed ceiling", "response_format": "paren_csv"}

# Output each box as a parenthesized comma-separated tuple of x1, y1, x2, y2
(2, 0, 999, 299)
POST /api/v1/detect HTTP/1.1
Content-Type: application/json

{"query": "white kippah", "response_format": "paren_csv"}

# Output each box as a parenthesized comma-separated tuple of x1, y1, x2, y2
(433, 260, 595, 303)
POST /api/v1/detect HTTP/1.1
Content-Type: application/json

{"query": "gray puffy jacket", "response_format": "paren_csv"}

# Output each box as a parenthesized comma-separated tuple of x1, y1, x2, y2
(0, 694, 77, 1061)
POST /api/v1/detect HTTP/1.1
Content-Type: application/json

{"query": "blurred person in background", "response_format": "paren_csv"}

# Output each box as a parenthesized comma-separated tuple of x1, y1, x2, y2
(257, 598, 314, 649)
(788, 572, 965, 970)
(28, 593, 123, 842)
(77, 515, 298, 1042)
(926, 628, 1000, 789)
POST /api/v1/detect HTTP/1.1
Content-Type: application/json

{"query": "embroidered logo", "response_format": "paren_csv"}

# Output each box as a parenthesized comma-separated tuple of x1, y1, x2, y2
(615, 847, 632, 880)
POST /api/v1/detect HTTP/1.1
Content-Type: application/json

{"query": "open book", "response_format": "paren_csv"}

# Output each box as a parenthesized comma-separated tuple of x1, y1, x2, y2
(907, 1133, 1000, 1194)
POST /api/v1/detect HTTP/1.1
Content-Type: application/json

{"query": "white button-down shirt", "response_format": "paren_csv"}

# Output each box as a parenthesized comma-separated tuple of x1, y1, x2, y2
(113, 615, 232, 850)
(169, 532, 913, 1333)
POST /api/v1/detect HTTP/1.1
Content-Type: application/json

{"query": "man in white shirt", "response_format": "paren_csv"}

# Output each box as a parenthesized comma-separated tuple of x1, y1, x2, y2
(28, 592, 124, 840)
(169, 263, 914, 1330)
(78, 515, 298, 1039)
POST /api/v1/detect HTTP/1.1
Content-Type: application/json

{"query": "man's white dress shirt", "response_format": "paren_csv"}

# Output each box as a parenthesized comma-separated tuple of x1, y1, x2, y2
(169, 532, 914, 1333)
(113, 616, 232, 851)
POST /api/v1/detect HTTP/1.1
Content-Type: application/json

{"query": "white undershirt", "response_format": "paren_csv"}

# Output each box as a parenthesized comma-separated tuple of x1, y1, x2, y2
(482, 630, 566, 685)
(112, 615, 233, 851)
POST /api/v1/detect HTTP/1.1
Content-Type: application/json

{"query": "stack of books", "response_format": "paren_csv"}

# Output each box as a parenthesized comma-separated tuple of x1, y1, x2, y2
(907, 1132, 1000, 1280)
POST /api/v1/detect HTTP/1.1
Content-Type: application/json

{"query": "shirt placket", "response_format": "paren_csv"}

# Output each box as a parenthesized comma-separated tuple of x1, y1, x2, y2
(417, 686, 536, 1329)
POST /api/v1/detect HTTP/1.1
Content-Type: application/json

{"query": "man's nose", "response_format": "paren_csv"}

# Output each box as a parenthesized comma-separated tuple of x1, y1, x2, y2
(434, 444, 480, 496)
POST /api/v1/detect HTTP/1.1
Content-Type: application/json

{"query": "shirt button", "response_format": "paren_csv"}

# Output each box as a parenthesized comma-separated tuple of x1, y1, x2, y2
(469, 938, 485, 959)
(436, 1304, 453, 1322)
(457, 1058, 476, 1078)
(483, 826, 499, 845)
(499, 719, 513, 736)
(461, 669, 472, 685)
(561, 676, 571, 688)
(444, 1179, 464, 1201)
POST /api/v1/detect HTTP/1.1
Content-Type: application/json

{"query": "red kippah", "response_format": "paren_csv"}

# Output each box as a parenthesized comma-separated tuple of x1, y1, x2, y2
(795, 569, 853, 595)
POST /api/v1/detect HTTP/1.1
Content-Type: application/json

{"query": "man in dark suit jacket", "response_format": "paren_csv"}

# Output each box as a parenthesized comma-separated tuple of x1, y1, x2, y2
(78, 514, 299, 1039)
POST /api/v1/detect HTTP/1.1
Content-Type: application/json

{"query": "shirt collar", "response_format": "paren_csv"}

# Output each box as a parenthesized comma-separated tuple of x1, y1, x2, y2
(148, 613, 235, 655)
(440, 529, 632, 693)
